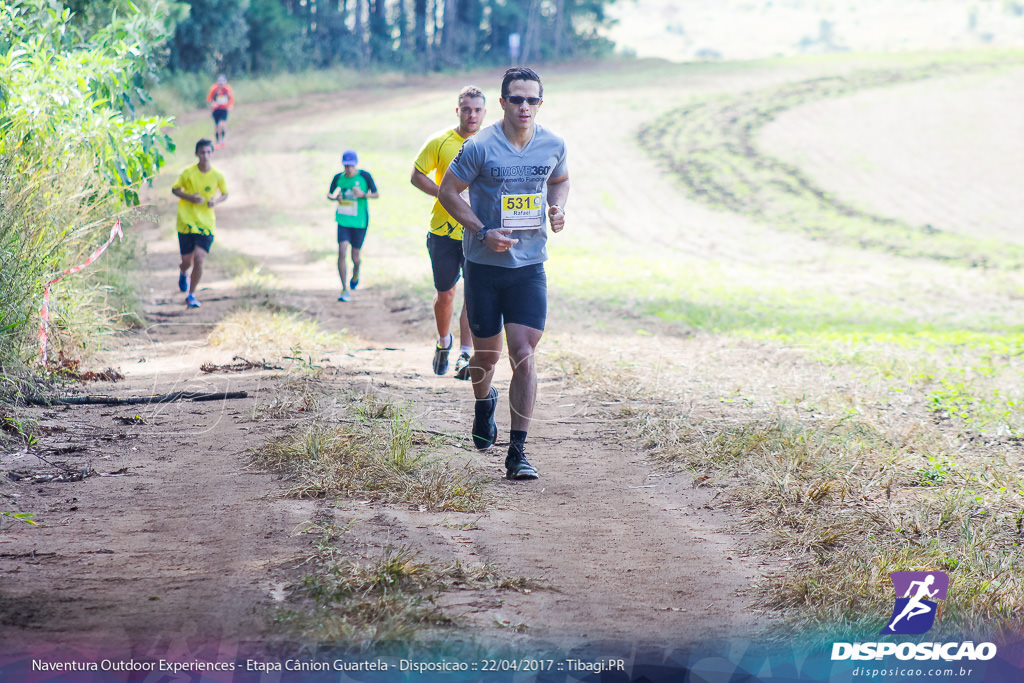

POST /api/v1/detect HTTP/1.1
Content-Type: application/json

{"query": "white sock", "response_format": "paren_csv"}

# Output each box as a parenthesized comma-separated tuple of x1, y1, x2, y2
(460, 346, 472, 355)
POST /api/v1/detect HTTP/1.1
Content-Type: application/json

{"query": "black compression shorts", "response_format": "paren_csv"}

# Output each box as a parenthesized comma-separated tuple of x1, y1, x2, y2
(464, 261, 546, 339)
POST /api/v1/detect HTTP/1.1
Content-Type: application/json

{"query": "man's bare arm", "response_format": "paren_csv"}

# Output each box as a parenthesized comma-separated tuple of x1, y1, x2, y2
(438, 169, 483, 234)
(410, 168, 438, 197)
(438, 169, 517, 251)
(172, 187, 202, 204)
(546, 173, 569, 233)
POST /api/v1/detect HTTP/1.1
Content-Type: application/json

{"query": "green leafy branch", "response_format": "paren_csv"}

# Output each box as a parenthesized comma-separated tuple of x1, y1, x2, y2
(1, 510, 37, 526)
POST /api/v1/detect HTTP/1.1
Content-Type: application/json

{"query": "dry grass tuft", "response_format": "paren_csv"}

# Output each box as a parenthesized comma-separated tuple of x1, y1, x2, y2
(279, 545, 453, 652)
(233, 266, 283, 299)
(545, 349, 653, 402)
(278, 530, 543, 652)
(209, 304, 346, 360)
(638, 409, 1024, 642)
(252, 372, 329, 419)
(252, 394, 487, 512)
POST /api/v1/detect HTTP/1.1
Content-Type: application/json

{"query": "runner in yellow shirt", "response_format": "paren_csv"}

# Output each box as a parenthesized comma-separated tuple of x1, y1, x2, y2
(171, 139, 229, 308)
(411, 85, 486, 378)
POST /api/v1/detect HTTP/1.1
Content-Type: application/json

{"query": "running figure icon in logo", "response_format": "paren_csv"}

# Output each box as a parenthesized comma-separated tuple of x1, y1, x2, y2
(881, 571, 949, 635)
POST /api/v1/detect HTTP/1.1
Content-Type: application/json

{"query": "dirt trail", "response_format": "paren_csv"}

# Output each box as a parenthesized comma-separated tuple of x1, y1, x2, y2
(0, 68, 793, 665)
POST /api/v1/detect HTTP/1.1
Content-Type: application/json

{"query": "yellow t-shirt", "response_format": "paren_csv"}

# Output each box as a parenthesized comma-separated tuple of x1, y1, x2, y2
(414, 127, 468, 240)
(173, 164, 228, 235)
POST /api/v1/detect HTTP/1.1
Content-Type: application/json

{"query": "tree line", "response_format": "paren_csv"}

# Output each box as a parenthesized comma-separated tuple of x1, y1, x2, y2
(65, 0, 618, 76)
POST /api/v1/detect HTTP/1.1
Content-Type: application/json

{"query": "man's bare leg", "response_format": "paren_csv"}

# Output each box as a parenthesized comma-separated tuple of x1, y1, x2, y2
(336, 241, 350, 300)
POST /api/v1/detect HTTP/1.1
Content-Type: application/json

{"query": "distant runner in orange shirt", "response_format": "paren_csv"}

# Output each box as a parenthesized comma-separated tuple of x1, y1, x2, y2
(206, 74, 235, 148)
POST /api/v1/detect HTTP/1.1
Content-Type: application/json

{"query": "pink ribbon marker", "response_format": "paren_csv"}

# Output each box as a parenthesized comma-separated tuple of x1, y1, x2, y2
(38, 219, 123, 367)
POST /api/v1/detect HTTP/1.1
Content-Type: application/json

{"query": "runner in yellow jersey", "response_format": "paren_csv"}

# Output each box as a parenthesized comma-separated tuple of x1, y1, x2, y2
(171, 139, 229, 308)
(411, 85, 486, 379)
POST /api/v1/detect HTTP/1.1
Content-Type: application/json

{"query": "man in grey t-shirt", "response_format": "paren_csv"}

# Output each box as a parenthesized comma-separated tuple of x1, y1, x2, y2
(438, 66, 570, 481)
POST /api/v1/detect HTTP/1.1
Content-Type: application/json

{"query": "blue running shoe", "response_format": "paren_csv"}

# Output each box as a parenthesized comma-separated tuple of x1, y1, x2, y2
(185, 293, 201, 308)
(349, 278, 359, 290)
(178, 272, 188, 292)
(472, 386, 498, 450)
(338, 291, 351, 302)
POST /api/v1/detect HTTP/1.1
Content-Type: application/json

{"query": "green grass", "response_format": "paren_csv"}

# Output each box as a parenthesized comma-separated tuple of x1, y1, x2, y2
(570, 301, 1024, 438)
(549, 225, 1024, 437)
(146, 66, 415, 122)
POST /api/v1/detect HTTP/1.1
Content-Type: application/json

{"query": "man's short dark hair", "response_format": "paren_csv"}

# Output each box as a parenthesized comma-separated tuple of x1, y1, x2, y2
(458, 85, 485, 106)
(196, 138, 214, 153)
(500, 67, 542, 99)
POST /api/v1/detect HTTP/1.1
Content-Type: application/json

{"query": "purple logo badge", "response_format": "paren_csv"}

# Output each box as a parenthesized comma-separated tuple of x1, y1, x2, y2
(880, 571, 949, 635)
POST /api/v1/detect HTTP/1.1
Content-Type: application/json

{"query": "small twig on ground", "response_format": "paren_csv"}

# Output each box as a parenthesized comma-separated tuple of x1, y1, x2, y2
(22, 391, 248, 406)
(201, 357, 282, 373)
(28, 451, 79, 473)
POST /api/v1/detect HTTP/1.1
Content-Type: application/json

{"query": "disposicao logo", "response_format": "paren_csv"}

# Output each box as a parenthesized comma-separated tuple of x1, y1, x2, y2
(880, 570, 949, 635)
(831, 570, 998, 662)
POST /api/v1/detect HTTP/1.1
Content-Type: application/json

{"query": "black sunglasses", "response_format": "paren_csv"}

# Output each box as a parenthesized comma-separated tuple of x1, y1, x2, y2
(504, 95, 542, 105)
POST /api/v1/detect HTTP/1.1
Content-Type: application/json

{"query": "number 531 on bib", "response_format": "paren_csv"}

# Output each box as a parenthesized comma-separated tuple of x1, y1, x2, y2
(501, 193, 543, 230)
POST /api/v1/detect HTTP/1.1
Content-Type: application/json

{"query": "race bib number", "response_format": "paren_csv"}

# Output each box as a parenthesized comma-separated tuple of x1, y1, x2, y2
(336, 199, 358, 217)
(501, 193, 543, 230)
(215, 94, 229, 105)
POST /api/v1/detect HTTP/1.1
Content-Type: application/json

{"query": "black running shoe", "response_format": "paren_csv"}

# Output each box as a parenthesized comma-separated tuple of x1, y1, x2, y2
(505, 443, 539, 480)
(472, 386, 498, 450)
(433, 337, 452, 375)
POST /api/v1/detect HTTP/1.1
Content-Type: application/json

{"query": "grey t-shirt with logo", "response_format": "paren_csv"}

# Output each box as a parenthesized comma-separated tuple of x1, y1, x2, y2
(448, 121, 568, 268)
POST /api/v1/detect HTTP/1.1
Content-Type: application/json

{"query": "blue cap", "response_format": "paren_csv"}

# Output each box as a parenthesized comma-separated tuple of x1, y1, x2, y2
(342, 150, 358, 166)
